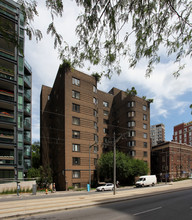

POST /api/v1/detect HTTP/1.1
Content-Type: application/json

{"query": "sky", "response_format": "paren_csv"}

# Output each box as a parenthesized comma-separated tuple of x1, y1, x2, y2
(24, 1, 192, 143)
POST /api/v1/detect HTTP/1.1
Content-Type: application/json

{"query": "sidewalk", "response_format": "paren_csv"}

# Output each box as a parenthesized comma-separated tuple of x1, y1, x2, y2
(0, 180, 191, 219)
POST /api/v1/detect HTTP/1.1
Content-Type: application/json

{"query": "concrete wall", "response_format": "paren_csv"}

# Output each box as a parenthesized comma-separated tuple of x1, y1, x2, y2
(0, 180, 36, 193)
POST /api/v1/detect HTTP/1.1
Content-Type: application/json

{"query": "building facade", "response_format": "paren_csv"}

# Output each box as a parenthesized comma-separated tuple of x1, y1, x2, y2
(150, 123, 165, 146)
(151, 141, 192, 182)
(40, 66, 151, 190)
(172, 121, 192, 146)
(0, 0, 32, 180)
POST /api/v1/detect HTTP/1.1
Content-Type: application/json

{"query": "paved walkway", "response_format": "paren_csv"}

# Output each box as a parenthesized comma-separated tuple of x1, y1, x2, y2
(0, 180, 191, 219)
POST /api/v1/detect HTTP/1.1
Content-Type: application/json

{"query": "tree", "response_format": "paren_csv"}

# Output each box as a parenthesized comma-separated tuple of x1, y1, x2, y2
(5, 1, 191, 78)
(97, 151, 149, 185)
(31, 141, 40, 169)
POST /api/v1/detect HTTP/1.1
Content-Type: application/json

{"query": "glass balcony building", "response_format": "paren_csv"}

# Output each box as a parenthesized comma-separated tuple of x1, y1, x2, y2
(0, 0, 32, 180)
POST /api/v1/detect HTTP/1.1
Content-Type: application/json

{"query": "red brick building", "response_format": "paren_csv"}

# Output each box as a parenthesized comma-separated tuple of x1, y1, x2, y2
(40, 66, 151, 190)
(151, 141, 192, 182)
(172, 121, 192, 146)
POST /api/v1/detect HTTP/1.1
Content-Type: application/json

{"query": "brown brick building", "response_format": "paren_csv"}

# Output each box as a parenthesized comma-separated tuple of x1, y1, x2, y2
(151, 141, 192, 182)
(172, 121, 192, 146)
(40, 66, 151, 190)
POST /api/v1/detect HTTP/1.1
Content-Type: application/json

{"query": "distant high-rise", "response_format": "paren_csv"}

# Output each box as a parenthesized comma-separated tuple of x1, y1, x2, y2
(150, 124, 165, 146)
(0, 0, 32, 180)
(40, 66, 151, 190)
(172, 121, 192, 146)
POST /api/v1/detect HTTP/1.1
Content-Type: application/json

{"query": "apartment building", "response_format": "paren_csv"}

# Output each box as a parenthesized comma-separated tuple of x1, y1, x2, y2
(151, 141, 192, 181)
(150, 123, 165, 146)
(172, 121, 192, 146)
(40, 66, 151, 190)
(0, 0, 32, 180)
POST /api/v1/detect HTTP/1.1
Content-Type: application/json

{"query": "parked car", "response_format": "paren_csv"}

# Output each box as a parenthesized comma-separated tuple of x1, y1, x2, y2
(96, 183, 114, 191)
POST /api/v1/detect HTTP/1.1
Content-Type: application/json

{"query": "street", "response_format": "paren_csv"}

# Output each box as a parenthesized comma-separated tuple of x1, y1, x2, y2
(17, 188, 192, 220)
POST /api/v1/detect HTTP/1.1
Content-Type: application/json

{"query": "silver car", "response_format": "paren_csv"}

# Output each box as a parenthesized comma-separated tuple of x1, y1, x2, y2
(96, 183, 114, 192)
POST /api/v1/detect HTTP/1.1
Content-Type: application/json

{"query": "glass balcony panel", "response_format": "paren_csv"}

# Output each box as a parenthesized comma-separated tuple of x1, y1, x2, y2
(0, 159, 14, 165)
(24, 75, 31, 87)
(24, 145, 31, 157)
(24, 104, 31, 114)
(24, 118, 31, 129)
(0, 109, 14, 123)
(0, 89, 14, 102)
(24, 89, 31, 100)
(24, 159, 31, 170)
(0, 129, 14, 143)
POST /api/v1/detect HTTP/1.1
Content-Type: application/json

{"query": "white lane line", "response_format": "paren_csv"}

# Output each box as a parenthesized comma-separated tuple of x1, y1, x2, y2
(133, 206, 162, 216)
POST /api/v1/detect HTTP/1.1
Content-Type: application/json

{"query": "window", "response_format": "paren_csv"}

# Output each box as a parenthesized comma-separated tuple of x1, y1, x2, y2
(94, 158, 97, 165)
(175, 136, 178, 141)
(103, 101, 109, 107)
(103, 119, 109, 124)
(93, 109, 97, 117)
(72, 90, 80, 99)
(18, 113, 23, 129)
(184, 128, 187, 133)
(143, 142, 147, 148)
(73, 170, 80, 178)
(143, 105, 147, 111)
(130, 150, 136, 156)
(179, 129, 182, 134)
(127, 141, 136, 147)
(18, 76, 23, 91)
(143, 151, 148, 157)
(103, 110, 109, 116)
(128, 101, 135, 107)
(175, 131, 178, 136)
(93, 97, 98, 105)
(72, 103, 80, 112)
(72, 130, 80, 139)
(143, 114, 147, 120)
(72, 144, 80, 152)
(128, 111, 135, 117)
(93, 85, 97, 93)
(94, 146, 98, 153)
(72, 77, 80, 86)
(73, 183, 80, 188)
(18, 150, 23, 166)
(94, 134, 98, 142)
(128, 130, 135, 137)
(179, 135, 182, 140)
(103, 137, 109, 143)
(18, 94, 23, 110)
(143, 133, 147, 139)
(128, 121, 135, 127)
(189, 131, 191, 136)
(103, 128, 109, 134)
(73, 157, 80, 165)
(72, 117, 80, 125)
(184, 133, 187, 138)
(94, 122, 97, 130)
(143, 124, 147, 129)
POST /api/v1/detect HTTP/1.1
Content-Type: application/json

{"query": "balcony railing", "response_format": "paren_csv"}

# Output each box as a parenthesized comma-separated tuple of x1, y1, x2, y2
(24, 119, 31, 130)
(24, 89, 31, 100)
(0, 89, 14, 102)
(0, 110, 14, 123)
(24, 75, 31, 87)
(0, 66, 14, 80)
(0, 130, 14, 143)
(24, 104, 31, 115)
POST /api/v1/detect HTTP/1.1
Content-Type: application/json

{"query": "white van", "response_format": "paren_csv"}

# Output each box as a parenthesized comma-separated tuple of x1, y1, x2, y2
(135, 175, 157, 187)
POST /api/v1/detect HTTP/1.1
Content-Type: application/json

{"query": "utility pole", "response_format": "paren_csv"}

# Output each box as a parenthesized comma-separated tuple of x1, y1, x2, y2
(113, 132, 116, 195)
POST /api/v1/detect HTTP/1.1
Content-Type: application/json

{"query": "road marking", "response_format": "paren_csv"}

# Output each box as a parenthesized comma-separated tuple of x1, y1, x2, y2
(133, 206, 162, 216)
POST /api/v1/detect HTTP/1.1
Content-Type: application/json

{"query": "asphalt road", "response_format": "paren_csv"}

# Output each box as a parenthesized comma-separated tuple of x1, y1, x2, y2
(17, 188, 192, 220)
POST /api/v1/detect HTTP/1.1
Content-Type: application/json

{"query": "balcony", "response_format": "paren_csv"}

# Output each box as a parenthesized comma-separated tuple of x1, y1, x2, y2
(24, 132, 31, 144)
(0, 89, 14, 102)
(24, 89, 31, 101)
(0, 159, 14, 165)
(24, 145, 31, 157)
(0, 129, 14, 143)
(0, 66, 15, 81)
(24, 75, 31, 88)
(24, 118, 31, 130)
(0, 109, 14, 123)
(24, 104, 31, 116)
(24, 159, 31, 170)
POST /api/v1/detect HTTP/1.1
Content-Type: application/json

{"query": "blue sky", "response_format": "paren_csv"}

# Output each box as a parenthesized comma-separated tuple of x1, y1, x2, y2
(24, 1, 192, 143)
